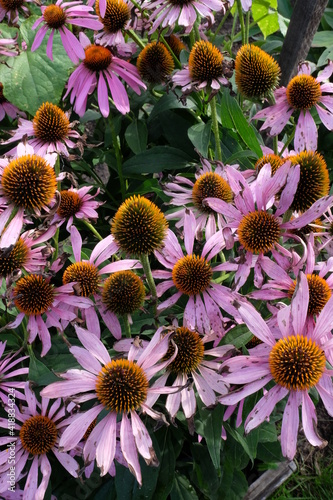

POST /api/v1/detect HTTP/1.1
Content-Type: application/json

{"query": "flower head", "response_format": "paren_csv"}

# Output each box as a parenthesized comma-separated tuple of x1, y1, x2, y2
(173, 40, 229, 93)
(0, 342, 28, 404)
(41, 325, 180, 485)
(32, 0, 103, 63)
(153, 210, 238, 337)
(253, 61, 333, 151)
(94, 0, 132, 48)
(64, 33, 146, 117)
(235, 44, 280, 99)
(137, 41, 174, 85)
(0, 0, 32, 24)
(219, 273, 333, 460)
(111, 194, 168, 255)
(3, 102, 81, 156)
(0, 383, 79, 497)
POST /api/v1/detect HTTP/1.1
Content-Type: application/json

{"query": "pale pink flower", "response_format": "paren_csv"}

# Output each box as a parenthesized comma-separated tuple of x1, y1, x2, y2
(64, 32, 146, 117)
(205, 163, 333, 290)
(58, 225, 142, 338)
(0, 0, 32, 24)
(41, 325, 180, 485)
(0, 342, 28, 404)
(228, 0, 252, 12)
(219, 273, 333, 460)
(153, 210, 238, 337)
(163, 156, 235, 240)
(253, 61, 333, 152)
(0, 34, 19, 57)
(146, 0, 225, 34)
(7, 272, 92, 356)
(0, 383, 79, 498)
(32, 0, 103, 63)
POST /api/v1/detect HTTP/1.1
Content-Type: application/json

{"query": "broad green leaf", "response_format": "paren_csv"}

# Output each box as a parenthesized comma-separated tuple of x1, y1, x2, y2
(221, 324, 253, 348)
(188, 121, 211, 157)
(29, 356, 60, 386)
(123, 146, 192, 174)
(0, 17, 73, 115)
(170, 473, 199, 500)
(191, 443, 220, 496)
(154, 432, 176, 500)
(252, 0, 279, 38)
(313, 31, 333, 48)
(197, 403, 224, 469)
(224, 423, 254, 464)
(317, 46, 333, 67)
(221, 90, 262, 157)
(148, 92, 196, 120)
(125, 119, 148, 154)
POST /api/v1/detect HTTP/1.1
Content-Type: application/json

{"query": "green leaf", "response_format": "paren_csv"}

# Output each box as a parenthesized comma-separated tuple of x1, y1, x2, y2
(191, 443, 220, 497)
(252, 0, 279, 38)
(170, 473, 199, 500)
(221, 90, 262, 157)
(197, 403, 224, 469)
(224, 423, 254, 464)
(123, 146, 192, 174)
(125, 119, 148, 154)
(0, 17, 73, 115)
(188, 121, 211, 157)
(312, 31, 333, 48)
(148, 92, 196, 120)
(154, 432, 176, 500)
(221, 324, 253, 348)
(29, 356, 60, 386)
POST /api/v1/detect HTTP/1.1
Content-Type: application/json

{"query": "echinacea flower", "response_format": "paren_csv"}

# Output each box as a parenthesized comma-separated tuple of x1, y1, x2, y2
(253, 61, 333, 152)
(3, 102, 81, 156)
(0, 383, 79, 498)
(0, 143, 58, 249)
(0, 225, 57, 282)
(235, 44, 280, 100)
(61, 225, 142, 337)
(205, 162, 333, 289)
(115, 324, 234, 429)
(64, 33, 146, 117)
(172, 40, 229, 93)
(0, 341, 28, 403)
(137, 41, 174, 85)
(94, 0, 131, 47)
(50, 185, 102, 231)
(228, 0, 252, 12)
(7, 272, 92, 356)
(146, 0, 224, 34)
(0, 0, 32, 24)
(41, 325, 181, 485)
(0, 82, 26, 121)
(32, 0, 103, 63)
(0, 34, 19, 57)
(219, 273, 333, 460)
(163, 156, 234, 240)
(111, 194, 168, 255)
(153, 210, 238, 337)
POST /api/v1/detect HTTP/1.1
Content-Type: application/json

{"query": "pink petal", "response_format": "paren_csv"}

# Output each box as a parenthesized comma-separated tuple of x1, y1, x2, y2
(245, 384, 288, 433)
(121, 413, 142, 485)
(281, 391, 300, 460)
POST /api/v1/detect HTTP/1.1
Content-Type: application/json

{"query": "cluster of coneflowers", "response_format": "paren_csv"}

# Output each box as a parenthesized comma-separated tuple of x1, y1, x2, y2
(1, 0, 333, 497)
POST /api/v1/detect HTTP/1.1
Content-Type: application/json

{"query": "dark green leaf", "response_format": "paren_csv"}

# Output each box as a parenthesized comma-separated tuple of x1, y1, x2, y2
(196, 403, 224, 469)
(148, 92, 196, 121)
(188, 121, 211, 156)
(123, 146, 193, 174)
(153, 432, 176, 500)
(29, 356, 60, 386)
(125, 120, 148, 154)
(170, 473, 199, 500)
(221, 324, 253, 348)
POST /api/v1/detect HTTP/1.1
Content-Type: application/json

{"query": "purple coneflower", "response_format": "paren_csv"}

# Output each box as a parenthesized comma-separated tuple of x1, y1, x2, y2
(7, 272, 92, 356)
(41, 325, 180, 485)
(219, 273, 333, 460)
(205, 162, 333, 289)
(0, 143, 58, 250)
(163, 156, 234, 240)
(146, 0, 224, 34)
(0, 0, 32, 24)
(0, 342, 28, 403)
(3, 102, 81, 156)
(0, 83, 26, 121)
(153, 210, 238, 337)
(115, 324, 234, 428)
(0, 34, 19, 57)
(94, 0, 132, 48)
(32, 0, 103, 63)
(51, 185, 101, 231)
(60, 225, 142, 338)
(64, 32, 146, 117)
(0, 383, 79, 498)
(253, 61, 333, 152)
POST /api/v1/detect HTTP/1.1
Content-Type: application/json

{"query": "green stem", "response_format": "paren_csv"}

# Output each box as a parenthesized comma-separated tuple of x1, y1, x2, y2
(123, 315, 131, 338)
(273, 135, 278, 155)
(140, 253, 157, 299)
(279, 125, 296, 157)
(127, 29, 145, 50)
(194, 22, 201, 42)
(210, 95, 222, 161)
(245, 11, 250, 44)
(109, 115, 126, 200)
(211, 10, 230, 43)
(81, 219, 103, 241)
(189, 29, 195, 49)
(236, 0, 246, 45)
(282, 209, 293, 223)
(160, 34, 182, 69)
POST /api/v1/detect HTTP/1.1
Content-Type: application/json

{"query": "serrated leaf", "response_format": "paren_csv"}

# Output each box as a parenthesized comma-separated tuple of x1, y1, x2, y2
(188, 121, 211, 156)
(123, 146, 192, 174)
(221, 90, 262, 157)
(0, 17, 73, 115)
(125, 119, 148, 154)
